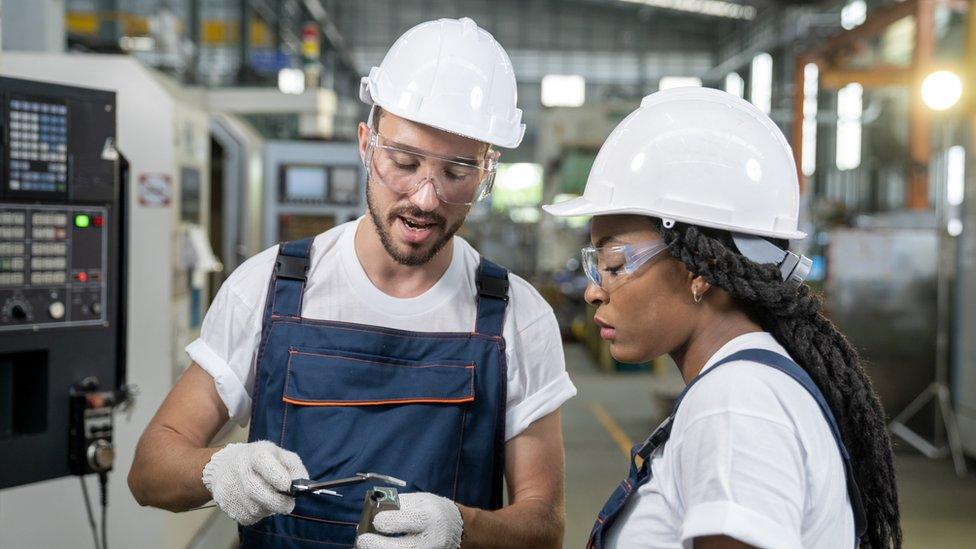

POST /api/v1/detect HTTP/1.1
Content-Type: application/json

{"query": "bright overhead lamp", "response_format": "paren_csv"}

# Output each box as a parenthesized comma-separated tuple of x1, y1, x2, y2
(725, 73, 744, 98)
(921, 70, 962, 111)
(278, 68, 305, 95)
(750, 53, 773, 115)
(841, 0, 867, 30)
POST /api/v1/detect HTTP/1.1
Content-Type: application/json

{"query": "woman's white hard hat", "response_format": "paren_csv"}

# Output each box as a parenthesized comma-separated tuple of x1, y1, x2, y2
(543, 87, 807, 240)
(360, 17, 525, 149)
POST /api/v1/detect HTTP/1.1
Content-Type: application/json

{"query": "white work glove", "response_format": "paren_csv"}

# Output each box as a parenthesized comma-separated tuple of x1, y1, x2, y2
(356, 492, 463, 549)
(202, 440, 309, 526)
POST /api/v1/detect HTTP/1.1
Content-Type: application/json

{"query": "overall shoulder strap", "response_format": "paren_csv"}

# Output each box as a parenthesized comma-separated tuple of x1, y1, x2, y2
(264, 237, 314, 319)
(474, 257, 509, 336)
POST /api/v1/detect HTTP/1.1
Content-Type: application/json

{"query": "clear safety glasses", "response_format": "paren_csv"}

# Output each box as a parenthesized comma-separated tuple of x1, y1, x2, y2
(364, 129, 500, 206)
(581, 241, 670, 291)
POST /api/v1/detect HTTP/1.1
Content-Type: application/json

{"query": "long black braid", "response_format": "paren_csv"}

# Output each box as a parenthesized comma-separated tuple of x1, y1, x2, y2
(654, 220, 901, 548)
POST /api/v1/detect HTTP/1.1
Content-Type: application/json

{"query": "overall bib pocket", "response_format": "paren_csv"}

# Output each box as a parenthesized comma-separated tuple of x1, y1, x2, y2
(278, 347, 476, 542)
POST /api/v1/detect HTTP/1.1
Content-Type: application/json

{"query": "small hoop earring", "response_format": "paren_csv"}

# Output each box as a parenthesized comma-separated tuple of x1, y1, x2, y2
(693, 291, 703, 304)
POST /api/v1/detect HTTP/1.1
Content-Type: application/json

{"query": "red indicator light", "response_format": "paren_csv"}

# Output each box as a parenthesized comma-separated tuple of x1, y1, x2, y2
(76, 272, 88, 282)
(93, 215, 104, 228)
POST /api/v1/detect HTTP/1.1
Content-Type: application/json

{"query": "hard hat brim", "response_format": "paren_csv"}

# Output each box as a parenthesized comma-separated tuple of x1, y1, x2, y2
(542, 197, 807, 241)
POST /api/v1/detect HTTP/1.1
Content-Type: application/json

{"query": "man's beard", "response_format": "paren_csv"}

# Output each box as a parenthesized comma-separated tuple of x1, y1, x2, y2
(366, 185, 464, 267)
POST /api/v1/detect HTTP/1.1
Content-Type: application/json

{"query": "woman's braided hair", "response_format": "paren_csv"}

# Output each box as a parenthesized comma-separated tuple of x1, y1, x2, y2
(654, 220, 901, 548)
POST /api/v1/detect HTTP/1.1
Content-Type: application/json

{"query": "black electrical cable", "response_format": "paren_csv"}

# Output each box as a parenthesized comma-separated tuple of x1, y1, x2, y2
(79, 476, 100, 549)
(98, 472, 109, 549)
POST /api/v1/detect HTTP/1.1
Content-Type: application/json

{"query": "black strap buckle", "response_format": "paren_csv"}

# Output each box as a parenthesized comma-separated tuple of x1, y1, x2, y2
(275, 254, 309, 281)
(476, 275, 509, 301)
(637, 415, 674, 460)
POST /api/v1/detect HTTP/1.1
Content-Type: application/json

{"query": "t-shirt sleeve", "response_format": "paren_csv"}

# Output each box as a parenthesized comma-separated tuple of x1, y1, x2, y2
(504, 309, 577, 440)
(185, 280, 263, 426)
(672, 376, 807, 549)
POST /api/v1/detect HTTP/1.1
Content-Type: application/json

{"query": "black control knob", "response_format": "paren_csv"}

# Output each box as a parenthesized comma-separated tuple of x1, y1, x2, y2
(10, 304, 27, 320)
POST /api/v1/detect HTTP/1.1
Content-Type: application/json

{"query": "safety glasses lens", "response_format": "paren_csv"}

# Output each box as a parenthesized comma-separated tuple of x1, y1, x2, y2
(367, 141, 492, 205)
(581, 248, 601, 287)
(580, 242, 668, 291)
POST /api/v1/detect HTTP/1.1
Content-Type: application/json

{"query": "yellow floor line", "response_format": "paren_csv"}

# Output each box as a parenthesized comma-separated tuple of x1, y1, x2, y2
(589, 402, 634, 459)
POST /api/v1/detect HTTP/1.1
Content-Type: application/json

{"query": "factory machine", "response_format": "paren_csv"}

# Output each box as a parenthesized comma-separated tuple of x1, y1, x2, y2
(263, 140, 365, 247)
(0, 53, 231, 548)
(0, 77, 125, 489)
(210, 113, 265, 275)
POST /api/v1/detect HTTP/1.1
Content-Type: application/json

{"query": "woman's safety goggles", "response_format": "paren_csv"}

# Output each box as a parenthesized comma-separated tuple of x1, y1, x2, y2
(364, 129, 500, 206)
(581, 241, 670, 291)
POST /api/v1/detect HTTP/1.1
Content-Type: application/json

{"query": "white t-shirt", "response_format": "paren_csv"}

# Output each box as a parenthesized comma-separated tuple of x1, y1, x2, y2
(605, 332, 854, 549)
(186, 219, 577, 441)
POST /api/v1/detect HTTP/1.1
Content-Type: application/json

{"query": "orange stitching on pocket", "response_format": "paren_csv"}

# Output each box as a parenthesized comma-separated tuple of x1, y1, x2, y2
(282, 396, 475, 407)
(291, 351, 475, 370)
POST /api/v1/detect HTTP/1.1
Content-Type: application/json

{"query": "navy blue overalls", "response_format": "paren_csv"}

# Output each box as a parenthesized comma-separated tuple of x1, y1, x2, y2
(242, 238, 510, 547)
(588, 349, 868, 549)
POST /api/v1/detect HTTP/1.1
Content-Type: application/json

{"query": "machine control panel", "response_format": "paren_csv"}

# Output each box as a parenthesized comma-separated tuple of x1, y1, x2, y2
(0, 203, 107, 330)
(0, 76, 122, 490)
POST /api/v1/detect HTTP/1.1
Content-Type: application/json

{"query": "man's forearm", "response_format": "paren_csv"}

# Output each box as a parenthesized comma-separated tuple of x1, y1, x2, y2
(458, 497, 563, 549)
(128, 425, 219, 512)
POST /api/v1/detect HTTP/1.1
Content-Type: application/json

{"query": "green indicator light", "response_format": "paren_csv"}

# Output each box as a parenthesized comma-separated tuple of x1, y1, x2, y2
(74, 214, 90, 228)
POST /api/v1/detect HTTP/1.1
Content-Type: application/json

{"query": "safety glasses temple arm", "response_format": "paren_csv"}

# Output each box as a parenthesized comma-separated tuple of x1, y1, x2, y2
(624, 242, 670, 273)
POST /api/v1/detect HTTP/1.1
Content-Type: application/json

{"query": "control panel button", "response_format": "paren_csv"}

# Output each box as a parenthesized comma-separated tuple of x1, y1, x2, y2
(48, 301, 65, 320)
(90, 302, 102, 315)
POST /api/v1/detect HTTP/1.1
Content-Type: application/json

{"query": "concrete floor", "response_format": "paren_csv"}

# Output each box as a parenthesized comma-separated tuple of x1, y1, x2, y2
(561, 342, 976, 548)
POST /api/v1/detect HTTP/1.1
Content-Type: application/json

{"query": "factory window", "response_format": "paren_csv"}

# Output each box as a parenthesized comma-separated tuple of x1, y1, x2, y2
(948, 146, 966, 207)
(841, 0, 867, 31)
(802, 63, 819, 177)
(836, 83, 863, 171)
(750, 53, 773, 115)
(725, 72, 745, 98)
(659, 76, 702, 91)
(491, 163, 544, 218)
(541, 75, 585, 107)
(947, 145, 965, 237)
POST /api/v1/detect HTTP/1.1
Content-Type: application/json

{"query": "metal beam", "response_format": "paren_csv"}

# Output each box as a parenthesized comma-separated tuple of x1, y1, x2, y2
(188, 0, 201, 84)
(201, 87, 335, 115)
(819, 66, 913, 89)
(704, 5, 807, 81)
(808, 0, 916, 61)
(964, 0, 976, 114)
(908, 0, 935, 210)
(237, 0, 251, 83)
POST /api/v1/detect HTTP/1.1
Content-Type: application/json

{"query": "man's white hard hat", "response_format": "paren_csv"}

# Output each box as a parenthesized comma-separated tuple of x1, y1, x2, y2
(544, 87, 807, 240)
(360, 17, 525, 149)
